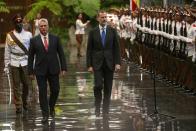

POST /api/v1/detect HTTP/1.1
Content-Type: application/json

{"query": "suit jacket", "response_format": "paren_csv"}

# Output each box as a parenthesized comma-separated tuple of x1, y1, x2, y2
(28, 34, 67, 75)
(87, 25, 121, 71)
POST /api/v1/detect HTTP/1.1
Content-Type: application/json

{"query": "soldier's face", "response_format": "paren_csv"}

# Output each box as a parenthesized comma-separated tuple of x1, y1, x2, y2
(39, 21, 48, 36)
(14, 17, 23, 33)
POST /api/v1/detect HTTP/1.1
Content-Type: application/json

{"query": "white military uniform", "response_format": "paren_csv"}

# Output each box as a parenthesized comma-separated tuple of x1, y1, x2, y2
(130, 17, 137, 42)
(4, 29, 32, 70)
(187, 21, 196, 61)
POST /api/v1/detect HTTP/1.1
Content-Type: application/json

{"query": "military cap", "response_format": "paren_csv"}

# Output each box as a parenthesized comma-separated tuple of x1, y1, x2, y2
(12, 13, 23, 23)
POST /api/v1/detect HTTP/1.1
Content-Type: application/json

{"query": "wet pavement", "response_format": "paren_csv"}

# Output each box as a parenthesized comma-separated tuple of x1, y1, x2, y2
(1, 35, 196, 131)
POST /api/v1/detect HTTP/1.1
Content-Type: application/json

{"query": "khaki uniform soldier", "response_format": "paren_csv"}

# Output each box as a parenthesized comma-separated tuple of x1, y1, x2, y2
(153, 9, 163, 76)
(177, 10, 195, 88)
(139, 8, 149, 69)
(173, 12, 185, 86)
(4, 14, 32, 114)
(170, 11, 181, 84)
(143, 8, 155, 71)
(187, 16, 196, 91)
(128, 11, 138, 63)
(187, 22, 196, 61)
(119, 11, 132, 60)
(129, 6, 196, 91)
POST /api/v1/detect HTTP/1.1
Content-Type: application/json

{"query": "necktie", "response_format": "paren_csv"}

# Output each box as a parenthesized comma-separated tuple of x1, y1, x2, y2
(44, 36, 48, 51)
(101, 28, 106, 46)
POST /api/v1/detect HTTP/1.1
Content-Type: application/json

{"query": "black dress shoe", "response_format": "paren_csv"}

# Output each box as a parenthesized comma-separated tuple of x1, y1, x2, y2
(23, 105, 28, 112)
(95, 109, 100, 117)
(41, 117, 48, 124)
(16, 108, 22, 114)
(103, 112, 109, 119)
(95, 112, 100, 117)
(191, 92, 196, 96)
(77, 53, 82, 57)
(103, 113, 109, 118)
(50, 110, 55, 118)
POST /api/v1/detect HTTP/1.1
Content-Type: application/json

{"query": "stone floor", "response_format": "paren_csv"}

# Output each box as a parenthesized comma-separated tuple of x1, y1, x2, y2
(0, 39, 196, 131)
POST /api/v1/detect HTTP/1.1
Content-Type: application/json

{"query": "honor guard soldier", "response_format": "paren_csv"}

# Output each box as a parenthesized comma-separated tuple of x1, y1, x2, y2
(4, 13, 33, 114)
(188, 3, 196, 92)
(128, 11, 138, 63)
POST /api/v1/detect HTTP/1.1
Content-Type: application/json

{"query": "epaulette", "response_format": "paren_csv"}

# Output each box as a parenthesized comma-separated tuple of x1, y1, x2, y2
(7, 30, 14, 35)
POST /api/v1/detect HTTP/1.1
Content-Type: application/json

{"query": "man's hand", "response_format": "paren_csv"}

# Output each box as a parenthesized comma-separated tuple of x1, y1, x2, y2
(4, 67, 9, 74)
(61, 70, 66, 76)
(87, 20, 90, 24)
(29, 74, 35, 80)
(115, 64, 121, 72)
(88, 67, 93, 73)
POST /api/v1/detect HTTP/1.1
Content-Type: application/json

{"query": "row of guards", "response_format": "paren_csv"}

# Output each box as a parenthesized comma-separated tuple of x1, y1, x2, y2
(132, 6, 196, 93)
(106, 5, 196, 94)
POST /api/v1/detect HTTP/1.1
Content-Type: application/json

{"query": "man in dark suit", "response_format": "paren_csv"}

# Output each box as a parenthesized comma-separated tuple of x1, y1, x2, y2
(28, 18, 67, 123)
(86, 10, 121, 118)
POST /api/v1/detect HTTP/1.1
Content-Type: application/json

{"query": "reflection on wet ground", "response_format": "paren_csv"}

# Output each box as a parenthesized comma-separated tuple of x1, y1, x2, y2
(1, 44, 196, 131)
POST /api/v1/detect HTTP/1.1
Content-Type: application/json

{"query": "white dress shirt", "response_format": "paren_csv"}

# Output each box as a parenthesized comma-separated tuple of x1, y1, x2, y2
(99, 25, 107, 36)
(40, 34, 49, 47)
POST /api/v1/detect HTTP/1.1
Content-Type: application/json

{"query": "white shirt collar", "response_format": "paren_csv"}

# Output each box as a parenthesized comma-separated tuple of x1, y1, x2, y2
(99, 25, 107, 30)
(40, 33, 49, 39)
(13, 29, 25, 34)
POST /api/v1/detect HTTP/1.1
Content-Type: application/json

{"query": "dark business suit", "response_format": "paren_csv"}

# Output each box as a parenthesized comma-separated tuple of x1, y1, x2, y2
(28, 34, 67, 117)
(87, 25, 121, 115)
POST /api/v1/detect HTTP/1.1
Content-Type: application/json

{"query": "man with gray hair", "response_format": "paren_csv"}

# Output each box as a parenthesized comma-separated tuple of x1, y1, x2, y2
(28, 18, 67, 124)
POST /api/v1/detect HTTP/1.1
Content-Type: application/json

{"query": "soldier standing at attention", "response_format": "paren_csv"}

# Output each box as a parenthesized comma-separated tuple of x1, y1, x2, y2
(187, 9, 196, 93)
(4, 13, 32, 114)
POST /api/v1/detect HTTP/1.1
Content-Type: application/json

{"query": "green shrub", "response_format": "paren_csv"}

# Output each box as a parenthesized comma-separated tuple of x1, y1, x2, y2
(49, 27, 69, 46)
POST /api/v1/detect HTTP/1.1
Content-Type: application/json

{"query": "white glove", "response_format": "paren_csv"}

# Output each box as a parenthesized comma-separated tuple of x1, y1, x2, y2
(4, 67, 9, 74)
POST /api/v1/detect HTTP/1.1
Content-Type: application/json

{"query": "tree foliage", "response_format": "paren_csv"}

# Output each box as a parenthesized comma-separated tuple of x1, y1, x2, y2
(0, 0, 9, 13)
(26, 0, 62, 20)
(101, 0, 129, 10)
(77, 0, 100, 17)
(25, 0, 100, 44)
(25, 0, 100, 21)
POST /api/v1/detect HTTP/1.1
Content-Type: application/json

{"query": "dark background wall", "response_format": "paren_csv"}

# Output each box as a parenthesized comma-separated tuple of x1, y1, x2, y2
(0, 0, 34, 43)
